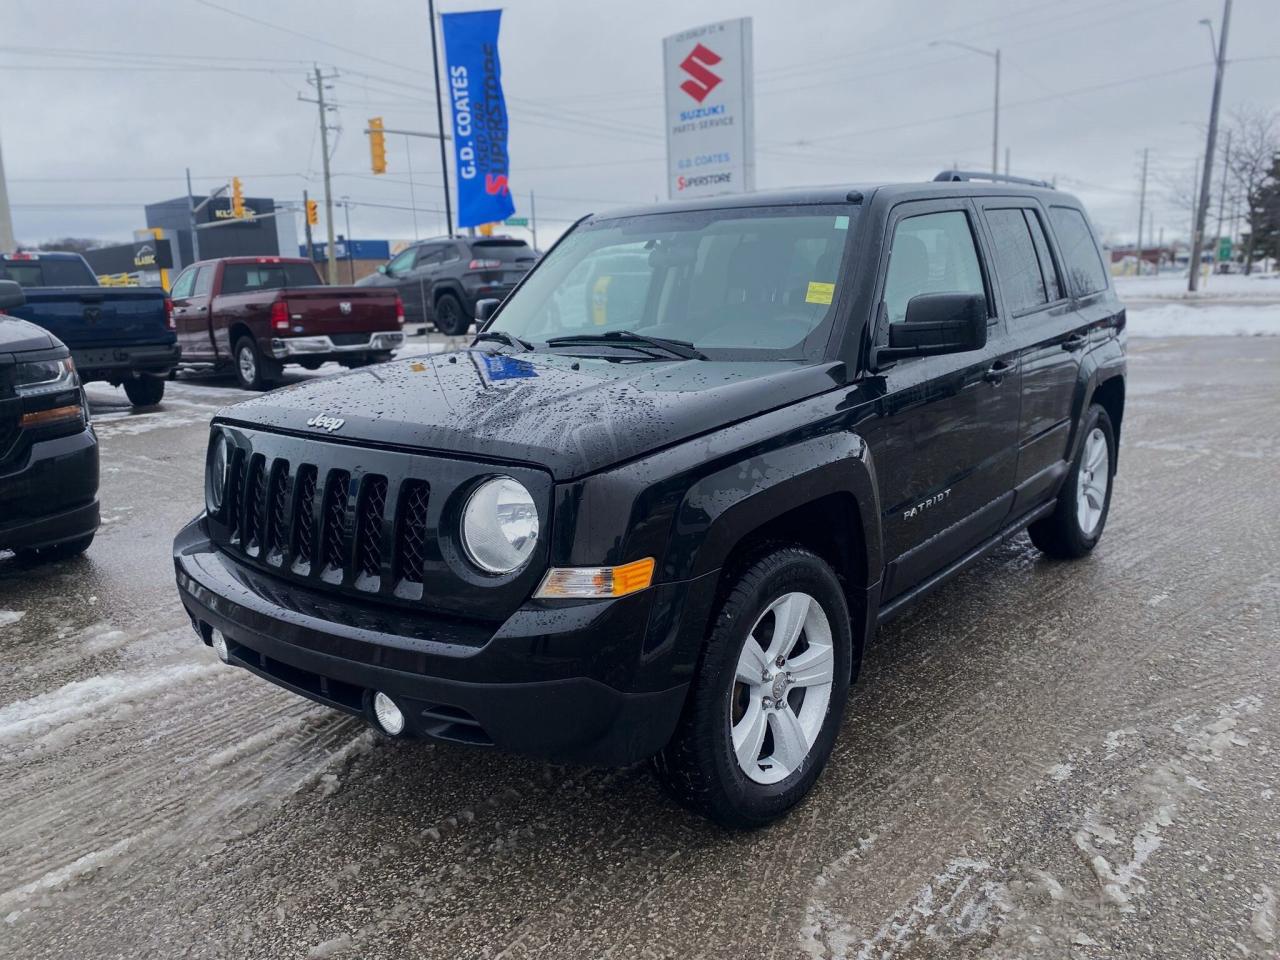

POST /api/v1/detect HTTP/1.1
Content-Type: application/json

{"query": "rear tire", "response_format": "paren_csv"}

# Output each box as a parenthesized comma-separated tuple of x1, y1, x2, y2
(433, 293, 469, 336)
(234, 336, 276, 391)
(1029, 404, 1116, 559)
(123, 375, 165, 408)
(18, 532, 94, 565)
(652, 546, 852, 828)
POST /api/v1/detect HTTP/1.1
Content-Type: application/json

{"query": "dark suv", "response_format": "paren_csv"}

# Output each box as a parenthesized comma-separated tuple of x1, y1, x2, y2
(173, 172, 1125, 827)
(356, 235, 537, 336)
(1, 281, 99, 562)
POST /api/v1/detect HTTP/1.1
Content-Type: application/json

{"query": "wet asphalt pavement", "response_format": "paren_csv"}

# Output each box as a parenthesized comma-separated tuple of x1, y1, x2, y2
(1, 334, 1278, 959)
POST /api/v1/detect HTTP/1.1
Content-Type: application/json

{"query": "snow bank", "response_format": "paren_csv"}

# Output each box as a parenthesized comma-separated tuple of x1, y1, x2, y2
(1125, 303, 1280, 338)
(1115, 273, 1280, 300)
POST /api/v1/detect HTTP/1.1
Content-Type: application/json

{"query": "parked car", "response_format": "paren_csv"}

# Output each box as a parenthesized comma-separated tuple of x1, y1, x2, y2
(356, 235, 537, 336)
(0, 280, 99, 562)
(173, 171, 1126, 827)
(169, 256, 405, 390)
(0, 251, 178, 408)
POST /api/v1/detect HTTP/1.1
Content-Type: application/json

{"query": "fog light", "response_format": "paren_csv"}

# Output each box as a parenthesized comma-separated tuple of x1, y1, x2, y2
(372, 692, 405, 736)
(211, 628, 230, 663)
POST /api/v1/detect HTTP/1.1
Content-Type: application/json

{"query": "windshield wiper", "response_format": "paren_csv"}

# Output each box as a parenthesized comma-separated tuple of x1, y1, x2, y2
(545, 329, 707, 361)
(472, 330, 533, 352)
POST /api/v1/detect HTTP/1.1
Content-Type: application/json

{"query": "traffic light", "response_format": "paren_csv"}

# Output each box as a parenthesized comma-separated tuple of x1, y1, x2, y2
(368, 117, 387, 175)
(306, 199, 318, 226)
(231, 177, 245, 218)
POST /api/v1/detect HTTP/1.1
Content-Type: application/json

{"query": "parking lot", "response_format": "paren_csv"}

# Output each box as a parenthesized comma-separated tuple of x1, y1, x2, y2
(1, 330, 1278, 959)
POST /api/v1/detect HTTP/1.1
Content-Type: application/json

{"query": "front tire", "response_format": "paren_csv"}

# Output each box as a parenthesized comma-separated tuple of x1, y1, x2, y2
(233, 336, 276, 391)
(1029, 404, 1116, 558)
(433, 293, 469, 336)
(653, 546, 852, 828)
(123, 375, 165, 408)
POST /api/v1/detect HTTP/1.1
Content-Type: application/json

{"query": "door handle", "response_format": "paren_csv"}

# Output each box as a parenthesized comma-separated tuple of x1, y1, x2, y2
(1062, 333, 1088, 351)
(984, 359, 1016, 384)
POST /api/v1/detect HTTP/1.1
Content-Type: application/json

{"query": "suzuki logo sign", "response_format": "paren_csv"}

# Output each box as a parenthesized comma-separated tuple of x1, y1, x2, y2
(663, 18, 755, 201)
(678, 43, 723, 103)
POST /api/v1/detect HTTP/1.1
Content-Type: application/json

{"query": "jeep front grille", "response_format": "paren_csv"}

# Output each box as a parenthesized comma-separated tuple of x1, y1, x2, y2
(396, 481, 430, 585)
(355, 475, 387, 582)
(321, 471, 351, 577)
(291, 465, 318, 569)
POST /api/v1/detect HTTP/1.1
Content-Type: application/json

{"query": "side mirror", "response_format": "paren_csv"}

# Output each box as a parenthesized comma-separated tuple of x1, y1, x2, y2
(879, 292, 987, 362)
(474, 298, 501, 322)
(0, 279, 25, 312)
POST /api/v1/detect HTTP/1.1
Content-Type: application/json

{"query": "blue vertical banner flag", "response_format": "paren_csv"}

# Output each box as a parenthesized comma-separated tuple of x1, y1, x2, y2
(441, 9, 515, 228)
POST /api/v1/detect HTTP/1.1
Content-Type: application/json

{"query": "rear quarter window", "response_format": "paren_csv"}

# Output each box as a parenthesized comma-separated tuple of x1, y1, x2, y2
(1049, 206, 1109, 296)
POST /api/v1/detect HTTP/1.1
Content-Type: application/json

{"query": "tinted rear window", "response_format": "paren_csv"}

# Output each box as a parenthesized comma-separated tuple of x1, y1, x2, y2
(985, 208, 1047, 315)
(220, 262, 323, 294)
(471, 240, 534, 262)
(1048, 207, 1109, 296)
(0, 257, 97, 287)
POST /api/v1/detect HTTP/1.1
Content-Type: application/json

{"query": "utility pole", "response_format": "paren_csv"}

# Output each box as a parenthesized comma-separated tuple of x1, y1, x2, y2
(0, 130, 15, 253)
(1213, 129, 1232, 268)
(300, 66, 340, 284)
(427, 0, 454, 236)
(1136, 148, 1148, 276)
(185, 167, 201, 264)
(1188, 0, 1232, 292)
(929, 41, 1000, 175)
(302, 189, 315, 261)
(530, 190, 538, 251)
(341, 198, 354, 283)
(1004, 147, 1010, 177)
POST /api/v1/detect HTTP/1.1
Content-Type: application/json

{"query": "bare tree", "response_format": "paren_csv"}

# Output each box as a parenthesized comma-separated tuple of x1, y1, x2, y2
(36, 237, 103, 254)
(1225, 105, 1280, 274)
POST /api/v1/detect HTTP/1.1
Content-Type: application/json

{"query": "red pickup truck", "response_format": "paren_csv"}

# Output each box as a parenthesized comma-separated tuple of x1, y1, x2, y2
(169, 257, 404, 390)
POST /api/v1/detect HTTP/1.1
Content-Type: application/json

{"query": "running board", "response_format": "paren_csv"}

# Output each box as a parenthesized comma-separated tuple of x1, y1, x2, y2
(876, 501, 1056, 625)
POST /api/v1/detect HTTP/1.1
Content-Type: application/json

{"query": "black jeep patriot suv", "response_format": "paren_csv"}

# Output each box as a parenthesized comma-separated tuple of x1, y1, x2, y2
(173, 172, 1126, 827)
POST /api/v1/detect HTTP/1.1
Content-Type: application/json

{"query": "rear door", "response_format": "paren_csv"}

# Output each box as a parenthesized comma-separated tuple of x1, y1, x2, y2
(976, 200, 1081, 512)
(398, 244, 444, 323)
(170, 266, 207, 358)
(861, 200, 1022, 601)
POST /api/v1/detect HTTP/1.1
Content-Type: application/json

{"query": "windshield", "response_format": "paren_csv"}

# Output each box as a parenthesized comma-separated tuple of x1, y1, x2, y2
(221, 262, 324, 293)
(0, 256, 98, 287)
(488, 205, 857, 360)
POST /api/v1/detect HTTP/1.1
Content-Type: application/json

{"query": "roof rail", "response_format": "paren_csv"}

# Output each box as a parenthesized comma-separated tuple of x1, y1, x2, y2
(933, 169, 1053, 189)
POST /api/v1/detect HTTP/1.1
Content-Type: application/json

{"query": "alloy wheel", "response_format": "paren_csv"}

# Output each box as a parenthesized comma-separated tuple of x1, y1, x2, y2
(730, 591, 835, 785)
(1076, 426, 1109, 536)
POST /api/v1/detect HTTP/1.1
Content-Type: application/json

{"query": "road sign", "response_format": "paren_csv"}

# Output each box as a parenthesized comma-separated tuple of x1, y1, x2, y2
(1218, 236, 1232, 260)
(505, 216, 529, 227)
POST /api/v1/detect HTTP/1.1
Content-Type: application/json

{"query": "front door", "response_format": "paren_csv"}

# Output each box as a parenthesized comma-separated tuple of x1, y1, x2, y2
(861, 200, 1023, 601)
(170, 265, 213, 360)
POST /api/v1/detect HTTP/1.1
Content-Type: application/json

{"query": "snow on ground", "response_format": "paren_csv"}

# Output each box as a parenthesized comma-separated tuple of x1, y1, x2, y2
(1115, 272, 1280, 301)
(1126, 303, 1280, 338)
(0, 611, 25, 629)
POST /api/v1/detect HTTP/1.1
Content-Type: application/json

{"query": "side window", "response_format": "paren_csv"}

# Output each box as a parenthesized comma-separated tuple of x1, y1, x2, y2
(441, 244, 464, 264)
(1049, 206, 1108, 296)
(193, 266, 214, 297)
(1025, 210, 1062, 302)
(386, 248, 416, 275)
(414, 246, 445, 268)
(985, 208, 1047, 315)
(170, 268, 196, 299)
(883, 210, 986, 326)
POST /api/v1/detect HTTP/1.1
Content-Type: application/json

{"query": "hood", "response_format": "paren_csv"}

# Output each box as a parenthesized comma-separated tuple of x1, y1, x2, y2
(0, 316, 58, 353)
(217, 349, 847, 480)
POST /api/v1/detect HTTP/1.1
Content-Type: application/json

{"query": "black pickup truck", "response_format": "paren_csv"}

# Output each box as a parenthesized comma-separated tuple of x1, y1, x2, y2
(1, 252, 178, 407)
(174, 171, 1126, 827)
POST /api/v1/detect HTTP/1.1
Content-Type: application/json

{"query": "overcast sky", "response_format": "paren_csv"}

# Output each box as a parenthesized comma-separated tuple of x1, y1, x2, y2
(2, 0, 1277, 250)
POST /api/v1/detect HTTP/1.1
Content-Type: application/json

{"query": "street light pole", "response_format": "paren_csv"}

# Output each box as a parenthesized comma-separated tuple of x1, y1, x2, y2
(426, 0, 454, 236)
(1188, 0, 1232, 292)
(931, 40, 1000, 175)
(341, 198, 354, 283)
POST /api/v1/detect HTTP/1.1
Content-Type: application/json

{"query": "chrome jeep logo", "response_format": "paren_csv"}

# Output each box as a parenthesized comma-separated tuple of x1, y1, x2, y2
(306, 414, 345, 433)
(338, 301, 352, 315)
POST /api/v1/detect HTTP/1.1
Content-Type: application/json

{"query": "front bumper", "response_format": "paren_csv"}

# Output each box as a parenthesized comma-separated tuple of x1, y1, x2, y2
(0, 427, 100, 551)
(72, 342, 181, 382)
(269, 332, 404, 359)
(174, 519, 716, 766)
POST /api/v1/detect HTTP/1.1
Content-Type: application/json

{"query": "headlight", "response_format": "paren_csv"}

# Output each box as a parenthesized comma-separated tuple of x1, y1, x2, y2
(16, 356, 77, 397)
(461, 476, 539, 574)
(206, 432, 231, 514)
